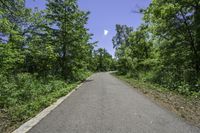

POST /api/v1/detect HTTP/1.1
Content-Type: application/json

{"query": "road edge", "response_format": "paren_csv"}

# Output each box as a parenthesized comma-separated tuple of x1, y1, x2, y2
(111, 72, 200, 128)
(12, 74, 94, 133)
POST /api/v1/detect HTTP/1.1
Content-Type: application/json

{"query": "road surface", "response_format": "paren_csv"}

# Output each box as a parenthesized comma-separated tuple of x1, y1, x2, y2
(28, 72, 200, 133)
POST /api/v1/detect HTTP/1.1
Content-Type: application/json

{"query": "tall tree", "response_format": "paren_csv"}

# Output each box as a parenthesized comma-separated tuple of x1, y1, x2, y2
(94, 48, 114, 72)
(144, 0, 200, 85)
(45, 0, 92, 80)
(0, 0, 32, 74)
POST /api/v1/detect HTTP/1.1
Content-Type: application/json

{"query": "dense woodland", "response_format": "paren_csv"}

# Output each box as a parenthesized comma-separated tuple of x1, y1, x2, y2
(113, 0, 200, 95)
(0, 0, 114, 131)
(0, 0, 200, 132)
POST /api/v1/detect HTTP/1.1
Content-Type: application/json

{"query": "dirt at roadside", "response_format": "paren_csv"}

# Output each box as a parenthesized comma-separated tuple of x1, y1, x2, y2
(138, 88, 200, 128)
(0, 110, 10, 133)
(0, 110, 23, 133)
(115, 75, 200, 128)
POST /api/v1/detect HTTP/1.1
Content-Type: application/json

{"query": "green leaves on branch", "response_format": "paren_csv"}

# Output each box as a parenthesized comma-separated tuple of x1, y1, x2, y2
(0, 0, 97, 80)
(113, 0, 200, 93)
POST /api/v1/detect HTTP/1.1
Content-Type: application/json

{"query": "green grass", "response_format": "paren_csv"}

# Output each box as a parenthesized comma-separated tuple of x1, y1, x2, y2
(112, 72, 200, 98)
(0, 72, 91, 133)
(112, 72, 168, 94)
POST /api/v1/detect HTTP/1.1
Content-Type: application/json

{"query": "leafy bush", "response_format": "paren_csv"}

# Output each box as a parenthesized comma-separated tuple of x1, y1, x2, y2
(0, 73, 79, 128)
(177, 84, 191, 96)
(71, 68, 91, 82)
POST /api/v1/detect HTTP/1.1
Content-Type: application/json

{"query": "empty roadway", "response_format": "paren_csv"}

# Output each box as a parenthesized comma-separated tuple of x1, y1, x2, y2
(28, 72, 200, 133)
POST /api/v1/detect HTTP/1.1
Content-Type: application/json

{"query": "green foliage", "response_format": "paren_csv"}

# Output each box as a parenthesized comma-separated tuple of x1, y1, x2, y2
(0, 73, 75, 109)
(70, 68, 91, 82)
(94, 48, 115, 72)
(43, 0, 94, 80)
(0, 73, 79, 131)
(113, 0, 200, 95)
(0, 0, 96, 79)
(0, 0, 98, 132)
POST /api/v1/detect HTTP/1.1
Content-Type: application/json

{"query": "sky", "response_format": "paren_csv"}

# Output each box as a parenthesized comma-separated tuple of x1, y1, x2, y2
(26, 0, 151, 56)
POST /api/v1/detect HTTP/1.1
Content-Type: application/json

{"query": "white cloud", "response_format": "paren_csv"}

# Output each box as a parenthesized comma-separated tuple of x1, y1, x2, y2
(104, 30, 109, 36)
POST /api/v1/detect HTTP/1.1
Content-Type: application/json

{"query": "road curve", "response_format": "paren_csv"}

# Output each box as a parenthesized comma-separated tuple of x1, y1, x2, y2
(28, 72, 200, 133)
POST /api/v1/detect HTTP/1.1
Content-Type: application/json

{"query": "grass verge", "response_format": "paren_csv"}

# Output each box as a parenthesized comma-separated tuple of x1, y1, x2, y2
(112, 72, 200, 128)
(0, 72, 92, 133)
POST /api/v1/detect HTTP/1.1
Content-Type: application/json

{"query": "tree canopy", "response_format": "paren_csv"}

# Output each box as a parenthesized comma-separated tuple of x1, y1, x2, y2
(113, 0, 200, 92)
(0, 0, 108, 81)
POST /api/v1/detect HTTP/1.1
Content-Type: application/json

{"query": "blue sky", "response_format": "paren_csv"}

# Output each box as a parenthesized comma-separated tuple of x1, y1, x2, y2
(26, 0, 151, 56)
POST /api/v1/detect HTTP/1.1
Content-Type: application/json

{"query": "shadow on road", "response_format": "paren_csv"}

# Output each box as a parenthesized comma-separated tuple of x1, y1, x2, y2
(84, 79, 93, 83)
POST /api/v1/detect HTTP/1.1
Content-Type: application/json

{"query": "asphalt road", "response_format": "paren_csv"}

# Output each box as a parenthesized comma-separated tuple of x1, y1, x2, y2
(28, 72, 200, 133)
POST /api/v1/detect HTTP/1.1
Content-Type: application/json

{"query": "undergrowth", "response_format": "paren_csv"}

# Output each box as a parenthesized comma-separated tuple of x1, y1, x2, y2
(0, 72, 91, 133)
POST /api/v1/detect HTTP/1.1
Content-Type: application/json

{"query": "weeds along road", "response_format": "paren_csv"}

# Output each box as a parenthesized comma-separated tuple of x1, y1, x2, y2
(28, 72, 200, 133)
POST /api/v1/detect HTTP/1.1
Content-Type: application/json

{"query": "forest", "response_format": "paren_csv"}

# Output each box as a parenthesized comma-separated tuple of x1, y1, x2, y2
(113, 0, 200, 96)
(0, 0, 200, 132)
(0, 0, 114, 132)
